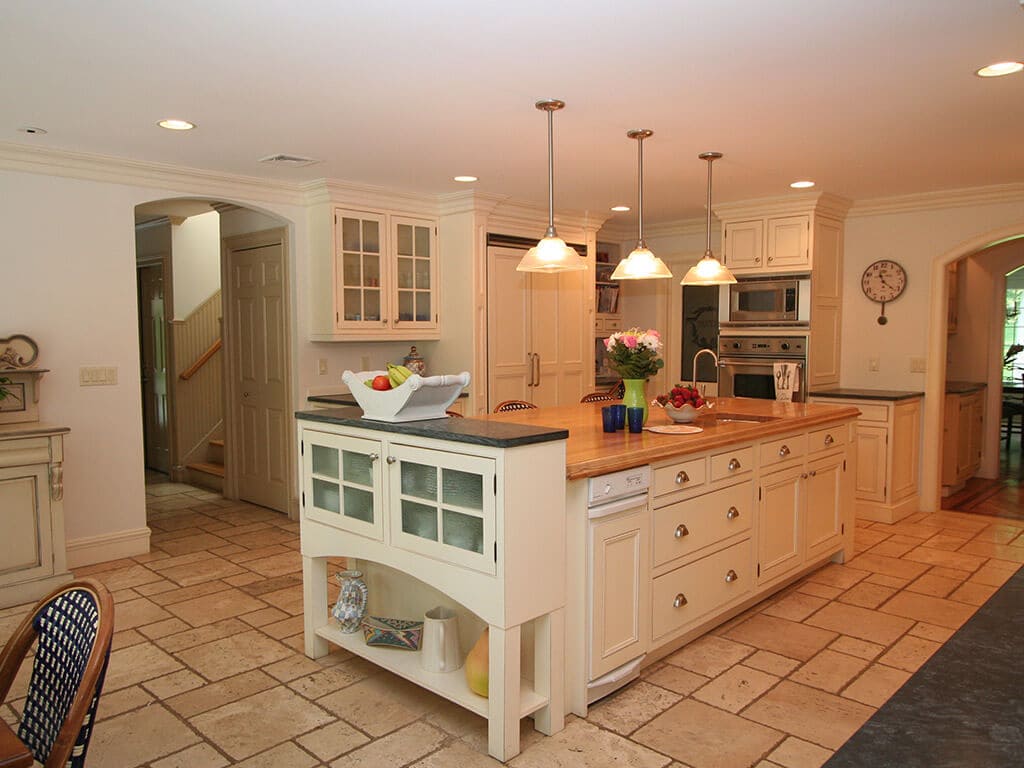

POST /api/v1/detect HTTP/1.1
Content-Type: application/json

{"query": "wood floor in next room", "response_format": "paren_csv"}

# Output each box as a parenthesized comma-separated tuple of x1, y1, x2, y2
(0, 479, 1021, 768)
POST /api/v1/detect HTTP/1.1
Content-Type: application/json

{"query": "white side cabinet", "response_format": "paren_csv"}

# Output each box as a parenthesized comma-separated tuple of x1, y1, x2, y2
(0, 424, 72, 607)
(298, 414, 567, 762)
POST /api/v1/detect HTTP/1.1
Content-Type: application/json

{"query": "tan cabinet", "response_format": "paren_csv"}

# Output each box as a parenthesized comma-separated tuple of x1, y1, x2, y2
(757, 464, 803, 584)
(722, 214, 810, 274)
(942, 388, 986, 493)
(721, 219, 766, 271)
(0, 425, 72, 607)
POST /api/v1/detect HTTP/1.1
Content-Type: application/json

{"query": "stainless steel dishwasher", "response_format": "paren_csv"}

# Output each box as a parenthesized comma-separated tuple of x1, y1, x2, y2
(586, 464, 650, 703)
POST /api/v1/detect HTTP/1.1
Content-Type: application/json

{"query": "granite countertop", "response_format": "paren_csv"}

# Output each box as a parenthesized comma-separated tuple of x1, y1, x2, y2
(295, 406, 567, 449)
(810, 388, 924, 401)
(824, 566, 1023, 768)
(945, 380, 987, 395)
(308, 391, 469, 407)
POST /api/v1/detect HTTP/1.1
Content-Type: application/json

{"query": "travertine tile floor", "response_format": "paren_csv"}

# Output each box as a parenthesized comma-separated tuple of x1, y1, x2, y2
(1, 478, 1021, 768)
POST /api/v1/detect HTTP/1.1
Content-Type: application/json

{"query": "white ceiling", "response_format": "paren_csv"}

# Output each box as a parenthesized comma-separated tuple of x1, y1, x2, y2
(4, 0, 1023, 225)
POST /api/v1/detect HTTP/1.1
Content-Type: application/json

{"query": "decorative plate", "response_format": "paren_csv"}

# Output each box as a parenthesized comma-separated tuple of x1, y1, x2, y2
(646, 424, 704, 435)
(361, 616, 424, 650)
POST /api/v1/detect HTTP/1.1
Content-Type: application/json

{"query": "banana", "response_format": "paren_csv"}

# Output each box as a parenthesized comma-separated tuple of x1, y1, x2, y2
(387, 363, 415, 387)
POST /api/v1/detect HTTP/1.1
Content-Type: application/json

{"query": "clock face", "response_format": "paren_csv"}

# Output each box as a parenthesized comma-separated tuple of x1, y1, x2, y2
(861, 260, 907, 303)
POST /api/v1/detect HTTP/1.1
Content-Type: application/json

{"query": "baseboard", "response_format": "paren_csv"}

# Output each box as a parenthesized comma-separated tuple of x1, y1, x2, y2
(856, 494, 919, 524)
(66, 526, 152, 569)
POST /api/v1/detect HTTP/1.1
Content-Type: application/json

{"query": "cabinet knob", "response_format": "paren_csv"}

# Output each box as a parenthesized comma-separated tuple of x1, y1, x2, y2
(675, 470, 689, 485)
(809, 470, 817, 477)
(674, 524, 689, 539)
(726, 506, 740, 520)
(778, 444, 790, 457)
(728, 458, 742, 471)
(725, 569, 739, 583)
(386, 455, 397, 464)
(768, 256, 774, 262)
(801, 472, 808, 479)
(824, 434, 834, 446)
(368, 453, 379, 462)
(673, 593, 688, 608)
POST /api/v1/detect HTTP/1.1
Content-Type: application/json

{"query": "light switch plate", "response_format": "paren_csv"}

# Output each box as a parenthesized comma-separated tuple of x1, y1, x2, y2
(868, 357, 880, 372)
(317, 358, 328, 376)
(909, 357, 926, 373)
(79, 366, 118, 386)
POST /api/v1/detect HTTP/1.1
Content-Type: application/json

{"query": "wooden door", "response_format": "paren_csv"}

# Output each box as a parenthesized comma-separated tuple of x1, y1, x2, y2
(534, 268, 585, 407)
(138, 263, 170, 473)
(226, 231, 289, 512)
(486, 246, 532, 408)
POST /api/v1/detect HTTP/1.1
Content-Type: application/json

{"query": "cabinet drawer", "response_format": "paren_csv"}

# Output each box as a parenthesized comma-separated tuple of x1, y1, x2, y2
(856, 404, 890, 423)
(808, 425, 846, 453)
(653, 482, 752, 567)
(759, 434, 806, 469)
(710, 447, 753, 482)
(601, 316, 623, 332)
(653, 457, 707, 498)
(652, 538, 752, 639)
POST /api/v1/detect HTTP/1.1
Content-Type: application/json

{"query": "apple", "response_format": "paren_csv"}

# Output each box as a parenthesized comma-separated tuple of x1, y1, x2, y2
(371, 375, 392, 391)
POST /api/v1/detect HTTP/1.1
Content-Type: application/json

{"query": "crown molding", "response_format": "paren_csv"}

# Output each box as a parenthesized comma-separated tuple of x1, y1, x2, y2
(848, 183, 1024, 218)
(300, 178, 441, 216)
(713, 191, 853, 221)
(0, 141, 307, 206)
(436, 190, 505, 217)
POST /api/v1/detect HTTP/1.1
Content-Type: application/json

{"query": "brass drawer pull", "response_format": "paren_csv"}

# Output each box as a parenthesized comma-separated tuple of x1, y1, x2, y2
(809, 469, 817, 477)
(675, 470, 689, 485)
(726, 506, 740, 520)
(778, 444, 790, 457)
(725, 569, 739, 583)
(727, 458, 742, 471)
(673, 593, 688, 608)
(824, 433, 835, 446)
(674, 524, 689, 539)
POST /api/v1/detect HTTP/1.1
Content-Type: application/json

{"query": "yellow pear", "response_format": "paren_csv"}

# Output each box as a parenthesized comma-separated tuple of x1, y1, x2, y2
(464, 627, 489, 697)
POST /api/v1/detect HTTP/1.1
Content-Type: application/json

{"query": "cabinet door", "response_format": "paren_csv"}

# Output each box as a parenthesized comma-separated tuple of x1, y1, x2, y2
(722, 220, 764, 271)
(766, 215, 809, 269)
(590, 508, 650, 679)
(890, 401, 920, 502)
(758, 465, 802, 584)
(486, 246, 532, 407)
(805, 454, 844, 560)
(335, 209, 388, 330)
(302, 430, 385, 541)
(0, 464, 54, 587)
(967, 395, 984, 475)
(532, 269, 586, 408)
(854, 424, 888, 503)
(388, 444, 497, 575)
(391, 216, 438, 332)
(955, 397, 973, 478)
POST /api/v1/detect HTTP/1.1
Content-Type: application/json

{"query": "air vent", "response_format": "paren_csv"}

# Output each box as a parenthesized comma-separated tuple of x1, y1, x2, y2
(258, 154, 320, 167)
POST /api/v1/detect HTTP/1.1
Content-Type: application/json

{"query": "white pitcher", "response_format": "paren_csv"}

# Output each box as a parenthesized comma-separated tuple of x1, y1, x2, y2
(420, 606, 461, 673)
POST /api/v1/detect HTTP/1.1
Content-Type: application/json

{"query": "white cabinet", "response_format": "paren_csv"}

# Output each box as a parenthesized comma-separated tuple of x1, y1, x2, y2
(298, 416, 567, 761)
(722, 215, 809, 274)
(0, 425, 72, 607)
(942, 388, 986, 493)
(309, 206, 439, 341)
(809, 396, 922, 524)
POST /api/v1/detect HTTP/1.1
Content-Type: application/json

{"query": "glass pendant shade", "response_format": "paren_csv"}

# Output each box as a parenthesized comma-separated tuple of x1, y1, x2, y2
(517, 99, 586, 273)
(681, 151, 737, 286)
(612, 129, 672, 280)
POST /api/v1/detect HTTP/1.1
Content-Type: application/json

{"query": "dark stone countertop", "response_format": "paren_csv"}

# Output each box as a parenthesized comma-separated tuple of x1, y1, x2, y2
(307, 391, 469, 407)
(824, 566, 1023, 768)
(945, 381, 987, 395)
(810, 388, 924, 402)
(295, 406, 567, 448)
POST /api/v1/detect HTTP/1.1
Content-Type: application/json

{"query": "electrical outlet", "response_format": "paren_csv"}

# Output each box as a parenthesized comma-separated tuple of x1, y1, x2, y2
(868, 357, 880, 372)
(909, 357, 926, 373)
(317, 358, 328, 376)
(79, 366, 118, 386)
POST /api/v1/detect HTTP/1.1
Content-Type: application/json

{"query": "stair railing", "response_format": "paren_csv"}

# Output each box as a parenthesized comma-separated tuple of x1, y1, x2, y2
(179, 338, 222, 381)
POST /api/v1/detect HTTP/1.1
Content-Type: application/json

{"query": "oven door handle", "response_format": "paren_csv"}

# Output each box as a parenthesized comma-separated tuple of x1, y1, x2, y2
(719, 360, 803, 368)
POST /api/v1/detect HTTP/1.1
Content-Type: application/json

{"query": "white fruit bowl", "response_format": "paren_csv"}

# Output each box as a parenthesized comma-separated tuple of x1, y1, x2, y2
(663, 402, 712, 423)
(342, 370, 470, 422)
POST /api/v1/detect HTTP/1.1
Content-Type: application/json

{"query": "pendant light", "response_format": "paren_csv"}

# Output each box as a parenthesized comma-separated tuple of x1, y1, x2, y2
(681, 152, 737, 285)
(611, 129, 673, 279)
(517, 99, 587, 273)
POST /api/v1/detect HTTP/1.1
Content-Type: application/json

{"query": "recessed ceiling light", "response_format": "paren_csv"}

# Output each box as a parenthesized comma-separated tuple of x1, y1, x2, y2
(790, 180, 815, 189)
(158, 118, 196, 131)
(610, 205, 631, 212)
(975, 61, 1024, 77)
(453, 175, 478, 183)
(17, 126, 47, 135)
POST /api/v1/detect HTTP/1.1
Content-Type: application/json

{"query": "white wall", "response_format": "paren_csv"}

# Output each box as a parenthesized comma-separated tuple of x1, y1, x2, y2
(171, 211, 221, 319)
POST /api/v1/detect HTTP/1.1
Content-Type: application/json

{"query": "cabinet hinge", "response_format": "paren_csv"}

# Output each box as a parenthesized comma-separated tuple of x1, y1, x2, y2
(336, 311, 339, 323)
(884, 485, 888, 496)
(843, 459, 846, 471)
(757, 562, 761, 577)
(493, 475, 497, 495)
(841, 522, 845, 534)
(301, 491, 305, 508)
(758, 487, 762, 501)
(494, 541, 498, 562)
(300, 441, 304, 456)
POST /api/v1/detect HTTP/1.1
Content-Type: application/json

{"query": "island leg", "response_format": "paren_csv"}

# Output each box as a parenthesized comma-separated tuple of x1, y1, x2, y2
(303, 554, 329, 658)
(532, 608, 565, 735)
(487, 624, 521, 761)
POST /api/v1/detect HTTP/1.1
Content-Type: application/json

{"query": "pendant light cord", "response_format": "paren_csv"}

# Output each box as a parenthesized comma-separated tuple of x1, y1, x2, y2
(546, 107, 555, 234)
(637, 135, 644, 247)
(705, 155, 714, 255)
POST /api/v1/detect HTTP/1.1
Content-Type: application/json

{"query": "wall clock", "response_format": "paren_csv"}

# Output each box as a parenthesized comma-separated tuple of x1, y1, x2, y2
(861, 259, 907, 325)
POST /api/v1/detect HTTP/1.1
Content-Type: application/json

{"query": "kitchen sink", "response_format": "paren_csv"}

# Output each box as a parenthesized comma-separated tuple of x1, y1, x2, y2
(704, 412, 779, 424)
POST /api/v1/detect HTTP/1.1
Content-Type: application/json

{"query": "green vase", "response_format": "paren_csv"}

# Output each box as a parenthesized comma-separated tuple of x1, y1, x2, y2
(622, 378, 648, 425)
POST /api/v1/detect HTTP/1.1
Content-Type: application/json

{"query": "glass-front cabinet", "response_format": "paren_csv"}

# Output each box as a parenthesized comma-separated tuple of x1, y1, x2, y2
(302, 430, 385, 541)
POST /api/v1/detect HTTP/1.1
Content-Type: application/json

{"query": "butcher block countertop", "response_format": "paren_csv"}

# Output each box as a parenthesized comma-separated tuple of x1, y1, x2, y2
(483, 397, 859, 480)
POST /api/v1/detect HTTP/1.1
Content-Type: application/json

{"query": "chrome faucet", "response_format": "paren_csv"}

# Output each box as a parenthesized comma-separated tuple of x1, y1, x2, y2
(692, 348, 719, 394)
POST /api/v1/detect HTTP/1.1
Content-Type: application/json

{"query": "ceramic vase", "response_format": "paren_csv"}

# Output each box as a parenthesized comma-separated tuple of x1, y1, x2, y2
(465, 627, 489, 697)
(622, 378, 649, 425)
(332, 570, 368, 633)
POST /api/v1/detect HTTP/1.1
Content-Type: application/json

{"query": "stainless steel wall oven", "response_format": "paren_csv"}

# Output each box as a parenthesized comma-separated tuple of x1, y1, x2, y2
(718, 334, 807, 402)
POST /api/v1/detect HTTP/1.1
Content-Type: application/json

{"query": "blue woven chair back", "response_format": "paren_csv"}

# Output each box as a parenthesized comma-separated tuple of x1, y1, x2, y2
(18, 587, 106, 767)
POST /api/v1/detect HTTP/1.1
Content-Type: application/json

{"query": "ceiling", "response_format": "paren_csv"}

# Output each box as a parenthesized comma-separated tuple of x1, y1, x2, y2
(4, 0, 1023, 226)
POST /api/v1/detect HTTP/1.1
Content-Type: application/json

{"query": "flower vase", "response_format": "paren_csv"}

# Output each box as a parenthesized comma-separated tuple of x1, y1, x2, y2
(622, 378, 648, 425)
(332, 570, 368, 633)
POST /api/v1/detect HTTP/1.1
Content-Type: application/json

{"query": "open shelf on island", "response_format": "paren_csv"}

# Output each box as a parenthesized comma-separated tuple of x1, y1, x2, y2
(315, 622, 549, 719)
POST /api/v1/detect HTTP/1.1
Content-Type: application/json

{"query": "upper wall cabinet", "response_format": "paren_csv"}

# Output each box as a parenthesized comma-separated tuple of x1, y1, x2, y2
(309, 204, 439, 341)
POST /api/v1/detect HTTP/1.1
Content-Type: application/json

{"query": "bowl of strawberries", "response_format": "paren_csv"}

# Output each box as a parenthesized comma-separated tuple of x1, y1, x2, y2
(656, 385, 712, 423)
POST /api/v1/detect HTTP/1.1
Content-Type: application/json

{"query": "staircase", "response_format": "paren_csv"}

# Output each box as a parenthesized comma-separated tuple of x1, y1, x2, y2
(187, 438, 224, 492)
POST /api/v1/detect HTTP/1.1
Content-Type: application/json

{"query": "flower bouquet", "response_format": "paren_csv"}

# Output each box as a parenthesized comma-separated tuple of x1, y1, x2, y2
(603, 328, 664, 423)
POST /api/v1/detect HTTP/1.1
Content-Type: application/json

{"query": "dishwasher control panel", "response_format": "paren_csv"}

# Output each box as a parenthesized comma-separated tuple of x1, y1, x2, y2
(587, 465, 651, 506)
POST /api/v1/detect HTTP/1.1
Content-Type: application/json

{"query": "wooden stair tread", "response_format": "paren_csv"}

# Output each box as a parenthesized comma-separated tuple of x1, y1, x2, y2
(209, 439, 225, 447)
(187, 461, 225, 477)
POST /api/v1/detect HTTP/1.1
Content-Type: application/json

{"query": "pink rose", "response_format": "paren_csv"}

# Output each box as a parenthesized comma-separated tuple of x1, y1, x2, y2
(603, 338, 611, 349)
(647, 329, 660, 338)
(624, 336, 637, 348)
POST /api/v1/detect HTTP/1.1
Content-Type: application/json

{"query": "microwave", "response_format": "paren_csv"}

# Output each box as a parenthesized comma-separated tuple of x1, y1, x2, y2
(719, 276, 811, 326)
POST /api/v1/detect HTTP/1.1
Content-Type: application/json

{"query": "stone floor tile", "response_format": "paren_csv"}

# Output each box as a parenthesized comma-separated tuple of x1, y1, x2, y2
(761, 592, 829, 622)
(94, 563, 166, 591)
(863, 572, 909, 589)
(261, 585, 305, 615)
(89, 703, 202, 768)
(244, 551, 304, 578)
(877, 635, 941, 672)
(191, 686, 333, 760)
(165, 670, 279, 718)
(794, 582, 843, 600)
(883, 521, 944, 540)
(164, 588, 267, 626)
(261, 614, 305, 639)
(867, 539, 917, 558)
(513, 719, 672, 768)
(231, 527, 298, 549)
(151, 743, 231, 768)
(789, 650, 868, 694)
(424, 698, 488, 736)
(848, 528, 889, 548)
(948, 579, 999, 605)
(150, 580, 235, 606)
(725, 614, 837, 662)
(827, 636, 884, 661)
(316, 675, 435, 737)
(138, 616, 193, 640)
(587, 680, 682, 735)
(878, 591, 976, 629)
(907, 621, 955, 642)
(159, 532, 232, 556)
(692, 664, 779, 713)
(460, 712, 550, 757)
(112, 628, 148, 650)
(836, 581, 896, 609)
(901, 546, 987, 572)
(958, 540, 1024, 563)
(928, 566, 972, 581)
(297, 718, 370, 761)
(287, 659, 374, 698)
(157, 557, 248, 587)
(743, 681, 874, 750)
(632, 698, 782, 768)
(905, 573, 960, 598)
(239, 606, 291, 627)
(974, 524, 1024, 544)
(148, 550, 219, 572)
(805, 602, 913, 645)
(143, 669, 207, 700)
(232, 741, 319, 767)
(844, 553, 930, 581)
(96, 685, 155, 720)
(968, 559, 1021, 587)
(767, 736, 833, 768)
(225, 572, 266, 587)
(411, 739, 505, 768)
(176, 629, 294, 681)
(330, 722, 448, 768)
(920, 532, 971, 551)
(743, 650, 800, 677)
(805, 564, 870, 590)
(105, 642, 184, 691)
(840, 664, 911, 708)
(111, 587, 141, 603)
(663, 634, 755, 676)
(156, 618, 252, 652)
(263, 653, 325, 683)
(642, 663, 709, 695)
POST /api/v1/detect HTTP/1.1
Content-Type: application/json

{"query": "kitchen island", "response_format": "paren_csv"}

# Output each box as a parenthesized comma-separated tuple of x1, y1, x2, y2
(295, 397, 858, 759)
